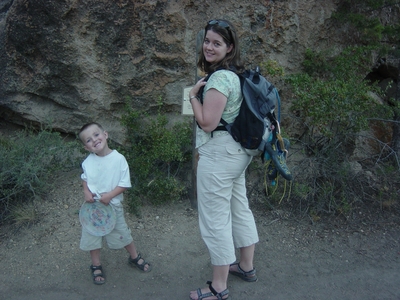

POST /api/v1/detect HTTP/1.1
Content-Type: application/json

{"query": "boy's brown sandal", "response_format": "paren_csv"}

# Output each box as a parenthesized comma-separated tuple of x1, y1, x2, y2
(90, 265, 105, 285)
(128, 253, 152, 272)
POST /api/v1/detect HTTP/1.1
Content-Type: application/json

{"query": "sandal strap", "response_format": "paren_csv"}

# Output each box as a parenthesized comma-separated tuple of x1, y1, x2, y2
(206, 281, 229, 300)
(90, 265, 103, 272)
(196, 289, 214, 300)
(131, 253, 142, 264)
(129, 253, 152, 272)
(206, 281, 217, 296)
(90, 265, 105, 285)
(237, 263, 256, 276)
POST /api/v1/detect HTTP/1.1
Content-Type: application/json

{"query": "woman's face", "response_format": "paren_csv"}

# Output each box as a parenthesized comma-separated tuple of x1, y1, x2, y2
(203, 29, 233, 64)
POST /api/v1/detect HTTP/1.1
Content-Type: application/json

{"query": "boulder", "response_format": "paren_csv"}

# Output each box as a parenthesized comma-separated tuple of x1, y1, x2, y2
(0, 0, 340, 143)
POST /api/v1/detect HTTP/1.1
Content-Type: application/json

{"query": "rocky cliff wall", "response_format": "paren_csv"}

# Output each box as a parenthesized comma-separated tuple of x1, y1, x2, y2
(0, 0, 341, 142)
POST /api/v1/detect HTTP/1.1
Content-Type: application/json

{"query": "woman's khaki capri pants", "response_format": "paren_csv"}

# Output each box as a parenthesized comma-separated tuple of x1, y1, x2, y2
(197, 134, 259, 266)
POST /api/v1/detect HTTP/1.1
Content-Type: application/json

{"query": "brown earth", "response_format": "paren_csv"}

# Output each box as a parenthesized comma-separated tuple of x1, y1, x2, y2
(0, 168, 400, 300)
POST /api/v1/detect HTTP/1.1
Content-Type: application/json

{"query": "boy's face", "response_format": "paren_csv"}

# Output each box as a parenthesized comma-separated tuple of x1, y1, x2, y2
(79, 124, 109, 155)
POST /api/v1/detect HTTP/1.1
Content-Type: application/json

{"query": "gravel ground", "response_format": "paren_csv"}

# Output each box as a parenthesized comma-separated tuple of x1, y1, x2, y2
(1, 168, 399, 300)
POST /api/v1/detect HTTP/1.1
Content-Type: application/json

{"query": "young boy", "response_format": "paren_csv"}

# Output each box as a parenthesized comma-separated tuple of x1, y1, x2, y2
(78, 122, 152, 285)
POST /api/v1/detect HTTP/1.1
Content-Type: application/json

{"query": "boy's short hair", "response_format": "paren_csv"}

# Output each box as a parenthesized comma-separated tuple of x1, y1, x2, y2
(78, 122, 104, 142)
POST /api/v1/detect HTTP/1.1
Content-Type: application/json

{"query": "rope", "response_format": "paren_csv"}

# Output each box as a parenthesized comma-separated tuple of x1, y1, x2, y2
(264, 159, 278, 197)
(265, 160, 292, 204)
(264, 160, 271, 196)
(278, 180, 292, 204)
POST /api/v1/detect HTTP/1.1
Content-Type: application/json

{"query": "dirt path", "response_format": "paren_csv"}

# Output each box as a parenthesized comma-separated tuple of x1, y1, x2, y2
(1, 169, 399, 300)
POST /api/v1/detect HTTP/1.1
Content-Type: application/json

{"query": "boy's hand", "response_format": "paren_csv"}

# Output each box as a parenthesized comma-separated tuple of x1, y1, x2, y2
(84, 190, 96, 203)
(99, 193, 112, 206)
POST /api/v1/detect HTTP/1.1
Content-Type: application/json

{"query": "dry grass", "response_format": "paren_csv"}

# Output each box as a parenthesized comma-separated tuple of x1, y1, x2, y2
(9, 202, 39, 226)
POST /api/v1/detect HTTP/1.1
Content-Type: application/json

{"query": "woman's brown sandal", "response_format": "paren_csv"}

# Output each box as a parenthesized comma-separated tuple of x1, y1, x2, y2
(90, 265, 105, 285)
(191, 281, 230, 300)
(229, 262, 258, 282)
(128, 253, 152, 272)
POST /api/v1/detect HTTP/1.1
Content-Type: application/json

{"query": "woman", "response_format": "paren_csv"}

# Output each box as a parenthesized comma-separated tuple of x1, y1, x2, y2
(189, 19, 259, 300)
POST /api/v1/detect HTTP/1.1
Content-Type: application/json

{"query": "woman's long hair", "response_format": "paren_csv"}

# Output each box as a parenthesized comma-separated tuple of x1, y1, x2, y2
(197, 19, 244, 74)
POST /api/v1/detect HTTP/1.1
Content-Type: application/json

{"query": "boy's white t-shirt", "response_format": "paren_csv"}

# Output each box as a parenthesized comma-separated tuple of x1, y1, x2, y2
(81, 150, 132, 208)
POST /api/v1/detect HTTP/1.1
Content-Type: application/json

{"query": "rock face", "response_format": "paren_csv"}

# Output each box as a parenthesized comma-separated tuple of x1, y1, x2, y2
(0, 0, 341, 142)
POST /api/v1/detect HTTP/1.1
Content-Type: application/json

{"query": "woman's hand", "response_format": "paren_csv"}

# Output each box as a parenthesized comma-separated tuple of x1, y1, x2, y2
(189, 76, 227, 132)
(189, 77, 207, 99)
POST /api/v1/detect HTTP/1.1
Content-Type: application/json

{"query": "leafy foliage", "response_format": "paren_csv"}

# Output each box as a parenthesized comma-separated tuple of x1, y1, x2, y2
(287, 46, 392, 153)
(283, 44, 399, 217)
(260, 60, 285, 77)
(333, 0, 400, 46)
(0, 129, 81, 224)
(121, 101, 192, 213)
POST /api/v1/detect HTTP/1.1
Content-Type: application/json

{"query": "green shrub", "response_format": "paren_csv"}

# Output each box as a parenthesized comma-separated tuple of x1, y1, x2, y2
(333, 0, 400, 46)
(0, 128, 81, 224)
(259, 60, 285, 77)
(287, 46, 392, 154)
(284, 46, 398, 217)
(121, 101, 192, 214)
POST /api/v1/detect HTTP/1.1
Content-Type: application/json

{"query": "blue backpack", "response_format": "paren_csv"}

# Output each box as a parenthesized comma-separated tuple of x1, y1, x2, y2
(198, 67, 292, 181)
(222, 67, 277, 154)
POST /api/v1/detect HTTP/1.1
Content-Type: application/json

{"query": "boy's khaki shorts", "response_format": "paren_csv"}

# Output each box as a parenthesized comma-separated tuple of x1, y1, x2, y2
(80, 206, 133, 251)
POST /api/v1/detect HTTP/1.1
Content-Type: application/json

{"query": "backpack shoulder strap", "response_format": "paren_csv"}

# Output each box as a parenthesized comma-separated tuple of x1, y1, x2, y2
(218, 68, 243, 130)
